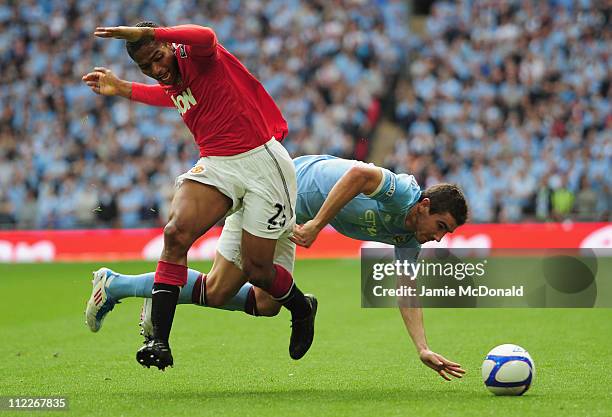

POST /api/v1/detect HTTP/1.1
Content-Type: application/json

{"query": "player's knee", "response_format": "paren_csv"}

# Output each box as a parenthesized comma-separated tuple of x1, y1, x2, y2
(163, 220, 194, 252)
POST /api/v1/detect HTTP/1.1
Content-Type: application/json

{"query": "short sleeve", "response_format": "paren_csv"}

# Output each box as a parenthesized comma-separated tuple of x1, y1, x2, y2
(364, 168, 397, 202)
(365, 169, 422, 213)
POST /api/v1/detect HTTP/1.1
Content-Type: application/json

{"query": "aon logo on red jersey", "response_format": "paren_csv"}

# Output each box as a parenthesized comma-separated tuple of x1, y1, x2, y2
(171, 88, 197, 115)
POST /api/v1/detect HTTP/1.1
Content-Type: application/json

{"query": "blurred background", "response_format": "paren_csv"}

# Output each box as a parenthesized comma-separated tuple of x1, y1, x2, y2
(0, 0, 609, 230)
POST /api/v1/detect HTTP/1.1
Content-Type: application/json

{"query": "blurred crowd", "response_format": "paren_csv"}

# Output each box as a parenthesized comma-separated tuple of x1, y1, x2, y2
(0, 0, 609, 230)
(386, 0, 610, 222)
(0, 0, 407, 229)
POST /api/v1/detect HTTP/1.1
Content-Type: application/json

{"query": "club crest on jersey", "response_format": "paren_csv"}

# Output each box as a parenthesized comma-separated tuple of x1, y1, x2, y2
(171, 88, 197, 116)
(190, 165, 205, 174)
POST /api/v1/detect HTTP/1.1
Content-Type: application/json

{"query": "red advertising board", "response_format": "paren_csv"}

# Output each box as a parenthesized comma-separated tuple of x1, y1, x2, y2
(0, 223, 610, 262)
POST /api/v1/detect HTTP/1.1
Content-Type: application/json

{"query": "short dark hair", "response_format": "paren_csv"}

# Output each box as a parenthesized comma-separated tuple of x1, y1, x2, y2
(420, 183, 468, 226)
(126, 21, 160, 60)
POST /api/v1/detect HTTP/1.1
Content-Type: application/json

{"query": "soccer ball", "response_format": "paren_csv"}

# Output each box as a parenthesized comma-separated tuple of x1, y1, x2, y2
(481, 344, 535, 396)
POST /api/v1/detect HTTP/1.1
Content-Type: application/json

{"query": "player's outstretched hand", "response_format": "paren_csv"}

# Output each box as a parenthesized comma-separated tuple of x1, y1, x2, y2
(419, 349, 466, 381)
(94, 26, 154, 42)
(82, 67, 128, 97)
(290, 220, 322, 248)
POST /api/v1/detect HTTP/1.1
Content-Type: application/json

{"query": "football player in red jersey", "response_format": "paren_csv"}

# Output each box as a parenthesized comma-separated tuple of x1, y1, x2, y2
(83, 22, 316, 370)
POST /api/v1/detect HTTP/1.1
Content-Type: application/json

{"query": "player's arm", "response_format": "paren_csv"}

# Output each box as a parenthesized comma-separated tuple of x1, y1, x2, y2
(399, 307, 464, 380)
(290, 163, 383, 248)
(82, 67, 174, 107)
(95, 24, 216, 56)
(395, 247, 465, 380)
(153, 25, 217, 57)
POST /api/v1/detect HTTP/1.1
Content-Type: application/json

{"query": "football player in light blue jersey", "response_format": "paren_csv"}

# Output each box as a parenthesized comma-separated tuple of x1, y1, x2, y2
(85, 155, 468, 380)
(292, 154, 451, 250)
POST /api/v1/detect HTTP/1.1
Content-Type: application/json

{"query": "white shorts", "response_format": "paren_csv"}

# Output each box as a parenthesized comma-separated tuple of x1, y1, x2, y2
(216, 208, 296, 273)
(176, 138, 296, 240)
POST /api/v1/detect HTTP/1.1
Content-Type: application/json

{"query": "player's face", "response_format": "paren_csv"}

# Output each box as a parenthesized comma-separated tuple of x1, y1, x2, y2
(412, 201, 458, 244)
(133, 42, 179, 85)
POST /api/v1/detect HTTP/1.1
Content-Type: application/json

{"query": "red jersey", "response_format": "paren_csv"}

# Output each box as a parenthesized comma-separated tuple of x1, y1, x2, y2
(130, 25, 288, 157)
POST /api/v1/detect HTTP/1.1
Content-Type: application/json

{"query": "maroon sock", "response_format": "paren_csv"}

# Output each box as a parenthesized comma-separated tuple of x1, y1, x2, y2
(268, 264, 295, 301)
(191, 274, 207, 305)
(268, 265, 310, 319)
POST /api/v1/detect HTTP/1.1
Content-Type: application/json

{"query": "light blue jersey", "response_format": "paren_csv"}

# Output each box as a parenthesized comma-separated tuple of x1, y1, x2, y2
(294, 155, 422, 260)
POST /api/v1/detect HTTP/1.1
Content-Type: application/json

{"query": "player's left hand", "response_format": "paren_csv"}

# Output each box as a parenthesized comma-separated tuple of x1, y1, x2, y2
(290, 221, 322, 248)
(94, 26, 154, 42)
(82, 67, 124, 96)
(419, 349, 466, 381)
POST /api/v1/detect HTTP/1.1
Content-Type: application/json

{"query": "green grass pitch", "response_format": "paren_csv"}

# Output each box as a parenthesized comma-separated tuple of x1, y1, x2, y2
(1, 259, 611, 417)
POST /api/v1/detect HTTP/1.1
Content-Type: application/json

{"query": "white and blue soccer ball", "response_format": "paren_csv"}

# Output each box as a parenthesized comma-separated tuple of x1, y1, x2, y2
(481, 344, 535, 396)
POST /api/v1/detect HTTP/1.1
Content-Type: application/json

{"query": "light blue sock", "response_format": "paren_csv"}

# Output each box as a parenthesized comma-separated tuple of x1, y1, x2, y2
(179, 269, 202, 304)
(105, 270, 155, 300)
(105, 268, 251, 311)
(106, 268, 201, 303)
